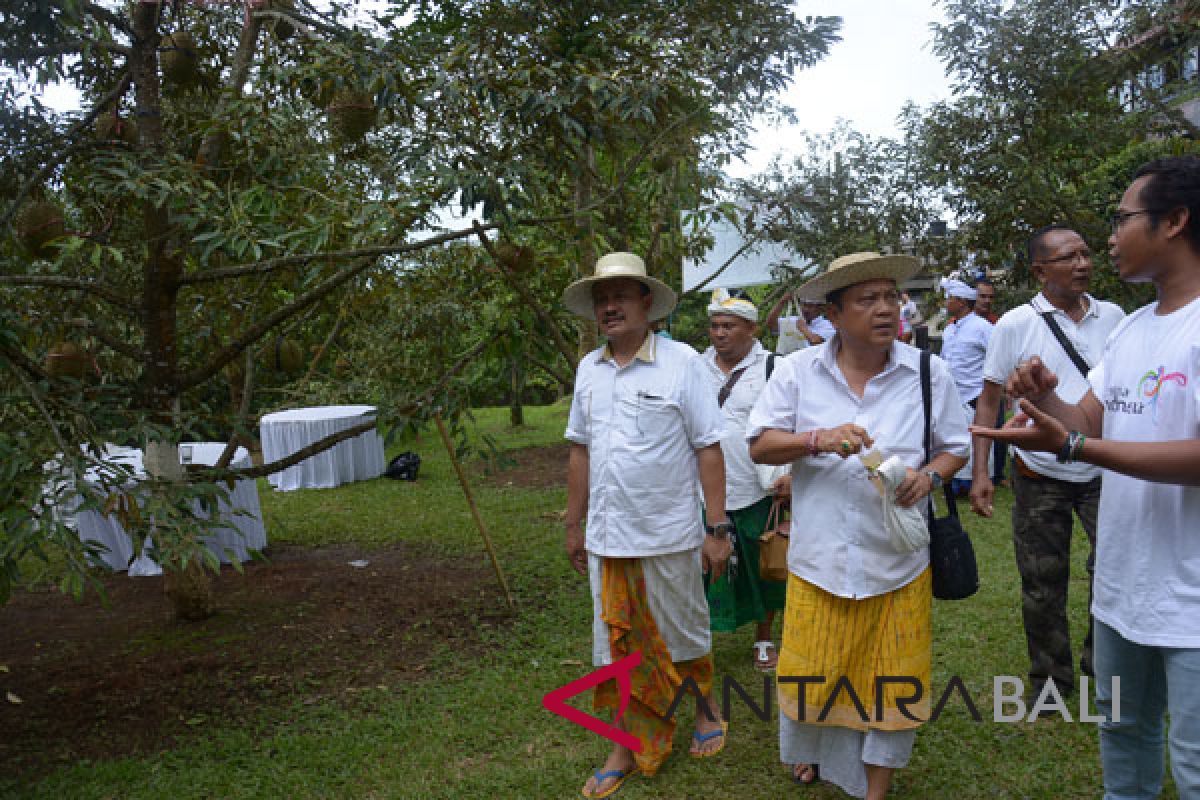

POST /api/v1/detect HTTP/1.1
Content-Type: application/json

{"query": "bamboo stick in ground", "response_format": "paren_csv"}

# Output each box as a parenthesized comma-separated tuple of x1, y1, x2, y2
(433, 413, 516, 611)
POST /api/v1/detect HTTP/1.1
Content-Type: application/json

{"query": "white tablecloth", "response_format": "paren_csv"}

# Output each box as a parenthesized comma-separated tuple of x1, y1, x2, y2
(54, 443, 267, 575)
(259, 405, 386, 491)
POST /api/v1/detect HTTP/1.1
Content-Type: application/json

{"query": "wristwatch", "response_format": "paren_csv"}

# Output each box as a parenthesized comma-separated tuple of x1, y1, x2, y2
(706, 521, 735, 540)
(924, 470, 944, 491)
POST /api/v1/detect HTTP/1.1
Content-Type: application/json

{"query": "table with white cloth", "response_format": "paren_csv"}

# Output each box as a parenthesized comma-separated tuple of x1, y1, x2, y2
(259, 405, 386, 491)
(54, 443, 267, 575)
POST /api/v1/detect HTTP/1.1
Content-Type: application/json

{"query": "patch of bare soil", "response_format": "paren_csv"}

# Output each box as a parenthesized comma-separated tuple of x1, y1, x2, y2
(476, 443, 569, 489)
(0, 543, 510, 779)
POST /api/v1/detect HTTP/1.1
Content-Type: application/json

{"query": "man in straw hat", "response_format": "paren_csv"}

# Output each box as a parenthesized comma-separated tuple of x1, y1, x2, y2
(746, 252, 969, 799)
(699, 288, 789, 672)
(562, 252, 733, 798)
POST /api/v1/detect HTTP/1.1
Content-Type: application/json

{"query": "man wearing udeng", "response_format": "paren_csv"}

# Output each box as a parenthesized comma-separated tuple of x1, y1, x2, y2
(563, 252, 732, 798)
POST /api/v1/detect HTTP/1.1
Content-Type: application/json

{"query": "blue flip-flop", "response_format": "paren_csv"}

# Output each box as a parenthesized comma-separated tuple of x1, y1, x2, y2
(582, 766, 638, 799)
(689, 720, 729, 758)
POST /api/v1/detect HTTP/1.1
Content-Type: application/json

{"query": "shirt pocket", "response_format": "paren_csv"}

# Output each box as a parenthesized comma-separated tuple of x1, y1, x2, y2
(617, 391, 679, 441)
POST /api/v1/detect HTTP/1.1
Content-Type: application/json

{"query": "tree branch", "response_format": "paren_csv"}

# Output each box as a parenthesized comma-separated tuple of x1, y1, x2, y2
(178, 222, 499, 285)
(0, 41, 124, 60)
(85, 2, 133, 35)
(65, 317, 142, 360)
(222, 336, 491, 480)
(195, 13, 263, 170)
(0, 274, 137, 312)
(472, 221, 577, 369)
(231, 418, 378, 480)
(1, 74, 131, 232)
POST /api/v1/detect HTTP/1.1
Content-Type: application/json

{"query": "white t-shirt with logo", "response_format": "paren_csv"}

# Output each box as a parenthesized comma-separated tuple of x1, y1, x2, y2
(1088, 296, 1200, 647)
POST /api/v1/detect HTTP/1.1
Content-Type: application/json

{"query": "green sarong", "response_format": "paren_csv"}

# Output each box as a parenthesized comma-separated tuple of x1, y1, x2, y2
(704, 496, 788, 633)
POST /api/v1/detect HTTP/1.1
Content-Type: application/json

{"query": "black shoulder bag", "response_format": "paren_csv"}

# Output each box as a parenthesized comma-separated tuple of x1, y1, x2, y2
(921, 350, 980, 600)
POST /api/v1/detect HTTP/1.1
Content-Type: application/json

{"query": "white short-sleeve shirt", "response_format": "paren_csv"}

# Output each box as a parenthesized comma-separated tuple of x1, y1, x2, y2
(1088, 297, 1200, 648)
(941, 311, 993, 404)
(699, 340, 781, 511)
(566, 333, 725, 558)
(745, 337, 970, 599)
(981, 292, 1125, 481)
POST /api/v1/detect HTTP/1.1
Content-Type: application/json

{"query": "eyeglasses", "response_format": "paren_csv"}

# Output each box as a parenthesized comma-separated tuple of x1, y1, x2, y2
(1035, 248, 1092, 267)
(1110, 209, 1157, 231)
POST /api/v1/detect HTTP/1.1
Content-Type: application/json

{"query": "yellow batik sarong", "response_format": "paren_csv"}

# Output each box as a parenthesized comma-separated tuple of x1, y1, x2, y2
(777, 568, 932, 732)
(593, 557, 714, 776)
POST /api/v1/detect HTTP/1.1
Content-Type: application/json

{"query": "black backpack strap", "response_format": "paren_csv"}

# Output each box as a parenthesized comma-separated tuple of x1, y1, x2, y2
(922, 349, 958, 520)
(766, 352, 777, 381)
(1038, 309, 1091, 378)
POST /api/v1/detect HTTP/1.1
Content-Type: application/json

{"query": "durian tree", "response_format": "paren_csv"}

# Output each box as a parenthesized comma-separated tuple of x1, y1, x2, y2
(0, 0, 839, 617)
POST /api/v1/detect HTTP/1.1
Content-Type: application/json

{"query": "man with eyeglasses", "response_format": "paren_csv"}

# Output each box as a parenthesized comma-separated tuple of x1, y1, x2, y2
(968, 225, 1125, 708)
(973, 156, 1200, 798)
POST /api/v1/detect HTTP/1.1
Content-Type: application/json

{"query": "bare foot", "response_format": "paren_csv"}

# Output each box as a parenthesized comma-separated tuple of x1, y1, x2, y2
(792, 763, 819, 785)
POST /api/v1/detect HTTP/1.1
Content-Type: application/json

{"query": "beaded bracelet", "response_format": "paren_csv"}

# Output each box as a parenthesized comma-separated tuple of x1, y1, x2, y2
(1057, 430, 1086, 464)
(808, 429, 819, 457)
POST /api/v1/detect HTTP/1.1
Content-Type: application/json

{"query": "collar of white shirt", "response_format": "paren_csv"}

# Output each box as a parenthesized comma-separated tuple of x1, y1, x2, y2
(599, 330, 657, 364)
(702, 339, 765, 373)
(815, 333, 920, 382)
(1029, 291, 1099, 321)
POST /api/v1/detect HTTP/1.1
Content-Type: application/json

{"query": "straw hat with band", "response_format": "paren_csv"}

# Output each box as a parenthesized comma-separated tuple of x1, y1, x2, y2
(562, 251, 677, 321)
(792, 251, 921, 304)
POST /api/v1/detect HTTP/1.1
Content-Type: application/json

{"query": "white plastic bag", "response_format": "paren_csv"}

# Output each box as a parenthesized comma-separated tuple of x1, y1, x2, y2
(865, 454, 929, 553)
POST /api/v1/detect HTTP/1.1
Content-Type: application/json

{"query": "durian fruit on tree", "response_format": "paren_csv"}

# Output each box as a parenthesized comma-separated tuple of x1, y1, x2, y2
(15, 200, 66, 258)
(261, 336, 305, 375)
(44, 341, 92, 380)
(495, 242, 534, 274)
(160, 32, 201, 87)
(326, 90, 377, 144)
(94, 113, 139, 146)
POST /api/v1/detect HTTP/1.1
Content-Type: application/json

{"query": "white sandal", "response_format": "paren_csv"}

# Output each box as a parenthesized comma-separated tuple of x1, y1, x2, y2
(753, 640, 778, 672)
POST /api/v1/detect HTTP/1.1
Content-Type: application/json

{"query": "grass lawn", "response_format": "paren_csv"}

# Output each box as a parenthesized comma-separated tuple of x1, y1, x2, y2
(3, 402, 1176, 799)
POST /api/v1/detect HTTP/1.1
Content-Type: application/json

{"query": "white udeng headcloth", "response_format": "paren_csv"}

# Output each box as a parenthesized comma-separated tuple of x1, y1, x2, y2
(940, 277, 977, 300)
(707, 288, 758, 322)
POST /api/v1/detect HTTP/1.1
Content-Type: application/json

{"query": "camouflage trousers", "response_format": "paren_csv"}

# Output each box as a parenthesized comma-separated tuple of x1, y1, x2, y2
(1011, 464, 1101, 694)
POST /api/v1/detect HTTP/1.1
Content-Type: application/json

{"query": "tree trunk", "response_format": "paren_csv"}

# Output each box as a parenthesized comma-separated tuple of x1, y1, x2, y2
(509, 357, 524, 427)
(131, 5, 215, 621)
(163, 557, 215, 622)
(575, 143, 599, 361)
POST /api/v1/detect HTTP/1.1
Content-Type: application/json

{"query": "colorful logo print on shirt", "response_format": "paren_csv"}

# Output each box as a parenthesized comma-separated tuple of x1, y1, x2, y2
(1138, 366, 1188, 423)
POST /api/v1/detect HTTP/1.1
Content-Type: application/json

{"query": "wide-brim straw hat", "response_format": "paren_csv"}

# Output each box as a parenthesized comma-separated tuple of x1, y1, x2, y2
(562, 252, 677, 321)
(794, 251, 921, 303)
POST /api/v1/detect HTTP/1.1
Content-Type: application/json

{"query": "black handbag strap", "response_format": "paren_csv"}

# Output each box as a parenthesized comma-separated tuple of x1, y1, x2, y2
(1037, 308, 1091, 378)
(921, 350, 958, 520)
(717, 367, 747, 408)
